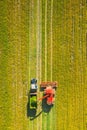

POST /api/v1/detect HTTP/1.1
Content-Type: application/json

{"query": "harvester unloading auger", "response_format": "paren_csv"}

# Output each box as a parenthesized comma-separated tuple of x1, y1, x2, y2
(39, 81, 58, 105)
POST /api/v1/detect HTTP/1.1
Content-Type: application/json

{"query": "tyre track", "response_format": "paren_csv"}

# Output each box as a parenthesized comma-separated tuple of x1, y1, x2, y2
(36, 0, 42, 130)
(44, 1, 48, 129)
(45, 0, 47, 82)
(28, 0, 37, 130)
(41, 0, 48, 130)
(51, 0, 53, 82)
(28, 1, 33, 130)
(50, 1, 54, 130)
(28, 1, 31, 129)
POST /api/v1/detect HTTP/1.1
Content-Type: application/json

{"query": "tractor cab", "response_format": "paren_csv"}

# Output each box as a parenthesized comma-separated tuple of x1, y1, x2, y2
(31, 78, 37, 90)
(29, 79, 38, 109)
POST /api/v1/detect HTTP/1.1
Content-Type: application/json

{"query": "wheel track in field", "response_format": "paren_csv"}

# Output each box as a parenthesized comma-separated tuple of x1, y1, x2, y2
(28, 0, 31, 129)
(44, 0, 48, 130)
(45, 0, 47, 83)
(29, 1, 38, 130)
(50, 0, 53, 82)
(50, 1, 53, 130)
(36, 0, 42, 130)
(28, 1, 33, 130)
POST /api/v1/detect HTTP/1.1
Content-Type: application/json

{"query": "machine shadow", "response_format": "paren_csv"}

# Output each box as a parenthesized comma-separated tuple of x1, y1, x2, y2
(42, 96, 53, 113)
(27, 91, 37, 118)
(40, 87, 45, 91)
(29, 110, 43, 120)
(27, 102, 37, 118)
(27, 89, 53, 120)
(27, 91, 43, 120)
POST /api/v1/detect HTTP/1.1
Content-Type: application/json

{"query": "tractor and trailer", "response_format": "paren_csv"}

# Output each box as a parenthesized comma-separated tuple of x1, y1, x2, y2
(29, 78, 58, 110)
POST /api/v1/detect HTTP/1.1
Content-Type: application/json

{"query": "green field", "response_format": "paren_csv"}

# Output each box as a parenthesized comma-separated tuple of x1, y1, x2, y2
(0, 0, 87, 130)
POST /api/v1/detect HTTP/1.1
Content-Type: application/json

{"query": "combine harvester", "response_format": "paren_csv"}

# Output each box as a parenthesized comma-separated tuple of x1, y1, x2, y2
(29, 79, 58, 111)
(39, 81, 58, 105)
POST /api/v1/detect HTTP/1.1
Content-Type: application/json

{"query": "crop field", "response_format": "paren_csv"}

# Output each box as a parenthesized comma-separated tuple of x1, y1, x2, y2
(0, 0, 87, 130)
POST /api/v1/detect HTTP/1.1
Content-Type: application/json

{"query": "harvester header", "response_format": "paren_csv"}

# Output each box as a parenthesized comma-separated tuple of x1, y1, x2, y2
(40, 81, 57, 88)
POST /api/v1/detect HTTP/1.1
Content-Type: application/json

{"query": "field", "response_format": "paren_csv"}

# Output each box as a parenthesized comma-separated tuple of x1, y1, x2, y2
(0, 0, 87, 130)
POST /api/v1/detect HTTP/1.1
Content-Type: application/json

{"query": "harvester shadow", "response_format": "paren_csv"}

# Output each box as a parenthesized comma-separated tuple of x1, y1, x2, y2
(42, 96, 53, 113)
(40, 87, 44, 91)
(27, 91, 53, 119)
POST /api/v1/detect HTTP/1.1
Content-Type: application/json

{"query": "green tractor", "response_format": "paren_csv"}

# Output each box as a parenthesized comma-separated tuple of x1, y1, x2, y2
(29, 79, 38, 109)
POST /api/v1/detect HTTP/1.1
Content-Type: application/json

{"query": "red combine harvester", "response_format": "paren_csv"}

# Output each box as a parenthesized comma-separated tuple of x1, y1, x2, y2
(39, 81, 58, 105)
